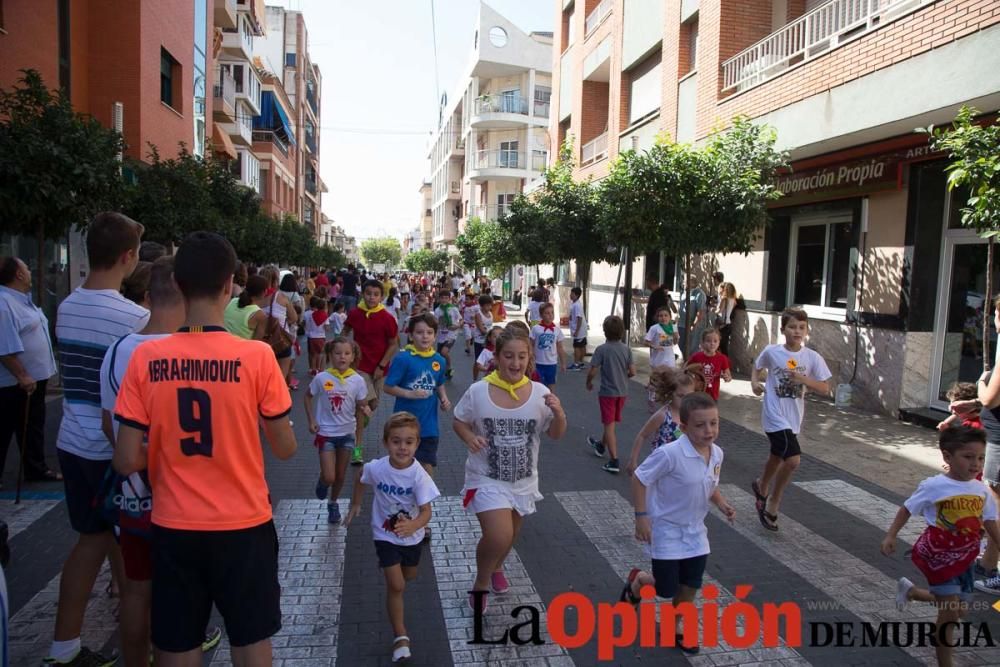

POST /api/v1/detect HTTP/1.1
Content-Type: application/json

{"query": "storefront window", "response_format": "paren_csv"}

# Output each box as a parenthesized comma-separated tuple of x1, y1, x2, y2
(790, 215, 854, 311)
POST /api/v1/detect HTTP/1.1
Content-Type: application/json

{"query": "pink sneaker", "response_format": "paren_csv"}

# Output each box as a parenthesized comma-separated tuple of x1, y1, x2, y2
(490, 571, 510, 594)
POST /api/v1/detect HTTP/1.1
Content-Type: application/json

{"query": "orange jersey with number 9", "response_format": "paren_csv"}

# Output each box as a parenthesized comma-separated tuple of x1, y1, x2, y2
(114, 327, 291, 531)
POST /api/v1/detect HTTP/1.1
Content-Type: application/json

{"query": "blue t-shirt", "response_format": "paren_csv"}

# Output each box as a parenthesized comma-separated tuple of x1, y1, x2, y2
(385, 349, 446, 437)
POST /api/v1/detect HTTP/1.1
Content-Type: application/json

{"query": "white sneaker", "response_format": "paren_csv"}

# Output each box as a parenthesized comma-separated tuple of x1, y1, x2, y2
(895, 577, 913, 610)
(974, 574, 1000, 596)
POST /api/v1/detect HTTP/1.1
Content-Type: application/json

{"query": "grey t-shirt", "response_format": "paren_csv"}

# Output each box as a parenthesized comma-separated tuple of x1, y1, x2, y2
(590, 341, 633, 397)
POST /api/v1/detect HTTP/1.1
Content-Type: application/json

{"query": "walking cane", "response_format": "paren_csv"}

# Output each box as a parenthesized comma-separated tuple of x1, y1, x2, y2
(14, 390, 31, 505)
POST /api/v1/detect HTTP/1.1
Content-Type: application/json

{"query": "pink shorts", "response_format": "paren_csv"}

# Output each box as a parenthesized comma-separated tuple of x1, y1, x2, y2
(599, 396, 626, 424)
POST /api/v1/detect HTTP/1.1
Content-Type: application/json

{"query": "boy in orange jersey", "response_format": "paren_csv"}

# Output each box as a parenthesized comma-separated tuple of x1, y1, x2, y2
(113, 232, 297, 667)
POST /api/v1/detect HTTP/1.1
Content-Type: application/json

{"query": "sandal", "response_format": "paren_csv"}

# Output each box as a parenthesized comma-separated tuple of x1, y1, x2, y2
(757, 506, 779, 532)
(751, 479, 768, 510)
(391, 636, 411, 663)
(619, 568, 642, 605)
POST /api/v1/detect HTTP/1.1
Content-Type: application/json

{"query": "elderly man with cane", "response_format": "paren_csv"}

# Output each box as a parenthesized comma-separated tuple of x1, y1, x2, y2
(0, 256, 61, 499)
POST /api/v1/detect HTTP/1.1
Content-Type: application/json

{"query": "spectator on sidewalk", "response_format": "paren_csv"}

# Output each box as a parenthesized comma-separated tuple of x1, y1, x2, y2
(0, 256, 60, 485)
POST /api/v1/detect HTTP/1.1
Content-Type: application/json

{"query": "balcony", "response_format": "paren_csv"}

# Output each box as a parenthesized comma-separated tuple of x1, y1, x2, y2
(305, 130, 317, 154)
(212, 68, 236, 121)
(722, 0, 934, 93)
(585, 0, 612, 37)
(306, 84, 318, 117)
(214, 0, 237, 30)
(222, 111, 254, 146)
(232, 65, 261, 115)
(305, 173, 317, 196)
(469, 150, 547, 181)
(252, 130, 289, 157)
(472, 204, 512, 221)
(220, 17, 254, 60)
(581, 132, 608, 166)
(470, 94, 547, 128)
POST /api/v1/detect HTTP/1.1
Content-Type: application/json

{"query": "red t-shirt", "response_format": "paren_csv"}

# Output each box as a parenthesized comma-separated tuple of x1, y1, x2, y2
(688, 351, 731, 401)
(314, 273, 330, 287)
(345, 308, 399, 374)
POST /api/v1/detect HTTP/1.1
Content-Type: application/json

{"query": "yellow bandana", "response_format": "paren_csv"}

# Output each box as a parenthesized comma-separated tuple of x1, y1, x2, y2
(484, 371, 530, 400)
(405, 344, 435, 358)
(359, 302, 385, 318)
(326, 368, 357, 382)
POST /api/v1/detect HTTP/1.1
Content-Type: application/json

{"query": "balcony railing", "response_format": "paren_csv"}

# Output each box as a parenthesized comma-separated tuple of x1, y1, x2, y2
(533, 99, 551, 118)
(305, 174, 317, 195)
(474, 94, 528, 116)
(305, 131, 317, 154)
(472, 204, 512, 221)
(581, 132, 608, 166)
(722, 0, 929, 93)
(585, 0, 612, 36)
(212, 68, 235, 109)
(306, 84, 318, 116)
(474, 150, 548, 171)
(252, 130, 288, 157)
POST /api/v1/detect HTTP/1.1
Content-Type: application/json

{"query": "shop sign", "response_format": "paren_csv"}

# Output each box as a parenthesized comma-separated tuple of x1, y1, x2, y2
(776, 155, 901, 205)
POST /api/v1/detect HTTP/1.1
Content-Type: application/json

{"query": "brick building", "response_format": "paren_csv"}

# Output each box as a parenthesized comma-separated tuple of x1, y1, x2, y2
(552, 0, 1000, 417)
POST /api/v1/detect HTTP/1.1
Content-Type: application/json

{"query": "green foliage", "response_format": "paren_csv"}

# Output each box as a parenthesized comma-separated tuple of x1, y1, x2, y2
(0, 70, 126, 240)
(455, 217, 518, 275)
(403, 248, 450, 273)
(360, 237, 402, 268)
(923, 106, 1000, 237)
(312, 244, 346, 269)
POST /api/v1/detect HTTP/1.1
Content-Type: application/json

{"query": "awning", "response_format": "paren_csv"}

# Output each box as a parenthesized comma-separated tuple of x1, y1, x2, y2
(211, 123, 237, 160)
(254, 91, 297, 146)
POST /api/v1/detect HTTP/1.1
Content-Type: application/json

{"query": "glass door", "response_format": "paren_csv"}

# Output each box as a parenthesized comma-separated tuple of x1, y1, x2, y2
(932, 240, 999, 405)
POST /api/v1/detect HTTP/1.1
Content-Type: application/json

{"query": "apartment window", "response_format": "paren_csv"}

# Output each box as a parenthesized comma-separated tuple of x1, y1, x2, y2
(567, 9, 576, 46)
(232, 64, 244, 93)
(499, 141, 519, 168)
(689, 19, 699, 72)
(285, 53, 296, 68)
(789, 214, 854, 312)
(627, 50, 661, 125)
(160, 48, 180, 109)
(499, 89, 521, 114)
(534, 86, 552, 117)
(497, 193, 516, 218)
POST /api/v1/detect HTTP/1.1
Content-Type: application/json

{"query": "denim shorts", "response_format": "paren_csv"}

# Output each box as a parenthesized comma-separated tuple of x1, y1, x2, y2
(928, 564, 975, 600)
(315, 434, 355, 452)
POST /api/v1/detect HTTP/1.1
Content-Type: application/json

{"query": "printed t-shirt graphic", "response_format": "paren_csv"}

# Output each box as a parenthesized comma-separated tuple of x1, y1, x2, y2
(754, 344, 831, 434)
(687, 351, 730, 400)
(644, 323, 676, 368)
(114, 327, 291, 531)
(530, 324, 565, 366)
(345, 307, 398, 374)
(434, 304, 460, 343)
(361, 456, 440, 545)
(385, 349, 446, 437)
(309, 370, 368, 437)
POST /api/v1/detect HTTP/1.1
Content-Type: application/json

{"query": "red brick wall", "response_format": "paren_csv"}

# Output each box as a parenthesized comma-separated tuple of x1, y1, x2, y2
(137, 0, 194, 159)
(580, 80, 609, 145)
(0, 1, 59, 94)
(85, 1, 142, 156)
(659, 0, 682, 139)
(787, 0, 807, 22)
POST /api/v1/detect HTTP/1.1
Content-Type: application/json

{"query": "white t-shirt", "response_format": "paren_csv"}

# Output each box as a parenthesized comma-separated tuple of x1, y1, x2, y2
(462, 304, 478, 327)
(644, 324, 676, 368)
(57, 288, 150, 460)
(634, 435, 724, 560)
(329, 312, 346, 336)
(308, 370, 369, 437)
(755, 344, 832, 434)
(530, 324, 565, 366)
(473, 309, 493, 344)
(303, 309, 330, 340)
(476, 348, 494, 371)
(569, 300, 587, 340)
(434, 304, 461, 343)
(100, 333, 168, 440)
(385, 297, 401, 319)
(453, 381, 554, 498)
(527, 301, 542, 322)
(904, 474, 999, 529)
(361, 456, 440, 545)
(451, 276, 463, 291)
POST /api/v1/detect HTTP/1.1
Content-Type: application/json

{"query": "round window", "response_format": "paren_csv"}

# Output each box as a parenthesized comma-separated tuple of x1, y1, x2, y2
(489, 26, 508, 48)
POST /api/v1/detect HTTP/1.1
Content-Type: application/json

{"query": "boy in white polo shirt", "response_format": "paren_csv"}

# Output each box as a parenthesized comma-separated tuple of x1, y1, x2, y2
(631, 392, 735, 656)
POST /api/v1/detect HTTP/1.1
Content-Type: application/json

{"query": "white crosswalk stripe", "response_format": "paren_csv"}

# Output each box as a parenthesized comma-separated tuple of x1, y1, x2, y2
(210, 499, 347, 666)
(0, 499, 59, 540)
(555, 489, 809, 665)
(429, 496, 573, 666)
(793, 479, 923, 544)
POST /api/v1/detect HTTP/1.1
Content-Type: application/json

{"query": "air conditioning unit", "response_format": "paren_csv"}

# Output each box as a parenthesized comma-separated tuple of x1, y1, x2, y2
(450, 181, 460, 193)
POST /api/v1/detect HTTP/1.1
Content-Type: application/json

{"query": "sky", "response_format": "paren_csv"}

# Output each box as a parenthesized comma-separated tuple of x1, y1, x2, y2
(269, 0, 554, 244)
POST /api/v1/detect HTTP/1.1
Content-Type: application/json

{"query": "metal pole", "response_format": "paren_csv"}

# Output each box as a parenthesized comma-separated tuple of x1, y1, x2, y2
(623, 246, 634, 341)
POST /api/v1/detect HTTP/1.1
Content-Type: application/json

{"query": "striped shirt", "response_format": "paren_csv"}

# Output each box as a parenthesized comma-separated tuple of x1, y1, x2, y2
(56, 288, 149, 460)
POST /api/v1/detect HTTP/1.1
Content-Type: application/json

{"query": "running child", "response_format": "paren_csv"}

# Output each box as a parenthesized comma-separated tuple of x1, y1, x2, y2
(329, 302, 347, 337)
(472, 294, 494, 380)
(529, 303, 566, 391)
(475, 326, 503, 377)
(453, 329, 566, 613)
(626, 367, 697, 476)
(937, 382, 982, 431)
(630, 392, 735, 656)
(307, 337, 372, 524)
(568, 286, 588, 371)
(304, 296, 331, 376)
(687, 328, 731, 401)
(434, 291, 461, 379)
(462, 292, 478, 356)
(586, 316, 636, 474)
(344, 412, 441, 663)
(644, 306, 678, 370)
(750, 308, 831, 531)
(525, 289, 544, 327)
(384, 313, 451, 485)
(882, 425, 1000, 667)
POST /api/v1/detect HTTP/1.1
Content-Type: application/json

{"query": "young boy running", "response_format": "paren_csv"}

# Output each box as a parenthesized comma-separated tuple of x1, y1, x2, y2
(113, 232, 297, 665)
(586, 316, 636, 474)
(433, 291, 461, 379)
(529, 303, 566, 391)
(344, 412, 440, 663)
(687, 328, 731, 401)
(750, 308, 831, 531)
(882, 425, 1000, 667)
(568, 286, 588, 370)
(632, 392, 735, 655)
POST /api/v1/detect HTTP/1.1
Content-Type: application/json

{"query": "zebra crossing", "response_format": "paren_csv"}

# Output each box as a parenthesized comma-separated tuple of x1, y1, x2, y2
(3, 481, 1000, 666)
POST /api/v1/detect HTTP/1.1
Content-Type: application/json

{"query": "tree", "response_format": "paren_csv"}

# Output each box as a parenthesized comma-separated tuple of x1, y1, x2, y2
(360, 237, 402, 268)
(312, 244, 346, 270)
(924, 107, 1000, 366)
(404, 248, 449, 273)
(0, 70, 126, 304)
(455, 217, 518, 276)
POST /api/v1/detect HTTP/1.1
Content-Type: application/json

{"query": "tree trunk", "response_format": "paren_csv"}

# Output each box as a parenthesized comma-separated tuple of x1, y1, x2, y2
(683, 254, 692, 359)
(35, 223, 45, 308)
(579, 260, 591, 317)
(623, 246, 633, 342)
(985, 237, 994, 372)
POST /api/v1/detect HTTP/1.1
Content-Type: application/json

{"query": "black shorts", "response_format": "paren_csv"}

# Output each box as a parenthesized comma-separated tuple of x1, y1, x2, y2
(375, 540, 423, 568)
(415, 436, 439, 467)
(473, 342, 484, 359)
(572, 337, 588, 349)
(436, 340, 455, 353)
(151, 520, 281, 651)
(767, 429, 802, 459)
(652, 554, 708, 598)
(58, 449, 113, 534)
(274, 346, 292, 360)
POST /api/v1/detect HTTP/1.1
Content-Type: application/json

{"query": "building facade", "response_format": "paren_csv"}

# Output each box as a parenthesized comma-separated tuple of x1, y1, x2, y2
(426, 2, 553, 255)
(552, 0, 1000, 417)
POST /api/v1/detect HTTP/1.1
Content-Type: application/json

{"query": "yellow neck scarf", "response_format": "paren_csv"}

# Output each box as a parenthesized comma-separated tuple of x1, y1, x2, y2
(405, 344, 435, 358)
(359, 302, 385, 318)
(327, 367, 356, 382)
(484, 371, 530, 400)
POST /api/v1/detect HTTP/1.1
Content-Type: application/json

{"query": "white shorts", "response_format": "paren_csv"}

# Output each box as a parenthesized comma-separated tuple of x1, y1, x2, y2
(463, 324, 474, 340)
(463, 486, 542, 517)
